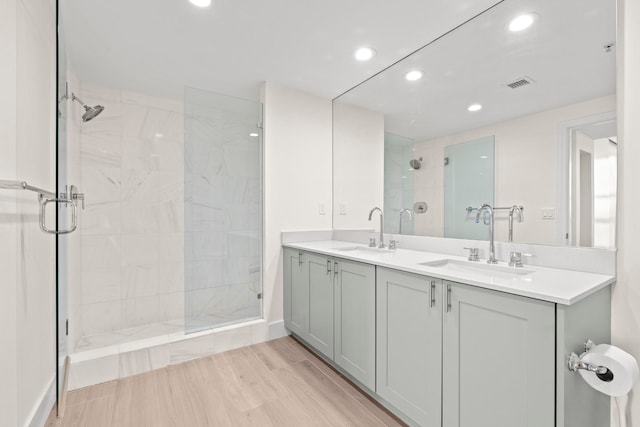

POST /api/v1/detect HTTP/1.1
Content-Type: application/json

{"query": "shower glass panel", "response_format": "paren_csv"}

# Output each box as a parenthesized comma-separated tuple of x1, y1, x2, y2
(56, 13, 69, 402)
(444, 136, 495, 240)
(184, 87, 263, 333)
(384, 133, 415, 235)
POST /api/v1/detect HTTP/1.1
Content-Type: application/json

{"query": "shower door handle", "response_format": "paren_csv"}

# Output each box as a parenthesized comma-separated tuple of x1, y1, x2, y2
(39, 196, 77, 235)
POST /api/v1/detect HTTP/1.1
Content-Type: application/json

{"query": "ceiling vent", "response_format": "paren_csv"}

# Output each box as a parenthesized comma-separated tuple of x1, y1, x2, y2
(505, 76, 535, 89)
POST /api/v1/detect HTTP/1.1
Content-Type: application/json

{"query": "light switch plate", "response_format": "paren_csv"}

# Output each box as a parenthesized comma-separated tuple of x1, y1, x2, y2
(541, 208, 555, 219)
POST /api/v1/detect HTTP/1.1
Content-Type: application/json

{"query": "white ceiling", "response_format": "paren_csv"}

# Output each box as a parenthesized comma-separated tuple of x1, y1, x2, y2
(60, 0, 502, 101)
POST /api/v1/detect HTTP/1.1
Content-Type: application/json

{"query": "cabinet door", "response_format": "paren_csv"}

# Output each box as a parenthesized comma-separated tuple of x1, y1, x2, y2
(283, 248, 307, 337)
(306, 252, 334, 359)
(442, 282, 555, 427)
(377, 268, 443, 426)
(334, 258, 376, 390)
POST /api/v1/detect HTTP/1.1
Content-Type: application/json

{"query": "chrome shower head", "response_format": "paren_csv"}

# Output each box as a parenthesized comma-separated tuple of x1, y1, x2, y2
(409, 157, 422, 170)
(71, 93, 105, 122)
(81, 104, 105, 122)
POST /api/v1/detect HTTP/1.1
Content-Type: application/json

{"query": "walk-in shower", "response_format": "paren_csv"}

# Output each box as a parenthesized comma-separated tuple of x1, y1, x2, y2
(56, 81, 264, 390)
(57, 2, 265, 393)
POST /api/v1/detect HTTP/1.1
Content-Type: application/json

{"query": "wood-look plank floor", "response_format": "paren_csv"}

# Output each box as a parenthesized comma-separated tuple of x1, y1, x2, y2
(45, 336, 405, 427)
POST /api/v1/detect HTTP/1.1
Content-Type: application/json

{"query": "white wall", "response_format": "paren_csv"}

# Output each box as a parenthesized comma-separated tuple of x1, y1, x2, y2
(332, 103, 385, 230)
(262, 83, 333, 326)
(0, 0, 57, 425)
(614, 0, 640, 425)
(413, 95, 616, 244)
(0, 1, 20, 425)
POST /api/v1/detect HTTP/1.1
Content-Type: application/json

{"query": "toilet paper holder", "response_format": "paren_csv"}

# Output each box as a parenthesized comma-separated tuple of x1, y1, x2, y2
(568, 339, 614, 381)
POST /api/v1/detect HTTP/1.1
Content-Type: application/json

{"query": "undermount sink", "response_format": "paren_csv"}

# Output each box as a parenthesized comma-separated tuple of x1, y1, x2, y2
(419, 259, 534, 278)
(333, 246, 395, 254)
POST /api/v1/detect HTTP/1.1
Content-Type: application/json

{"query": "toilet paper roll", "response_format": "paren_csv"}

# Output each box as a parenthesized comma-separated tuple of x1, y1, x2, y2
(578, 344, 639, 397)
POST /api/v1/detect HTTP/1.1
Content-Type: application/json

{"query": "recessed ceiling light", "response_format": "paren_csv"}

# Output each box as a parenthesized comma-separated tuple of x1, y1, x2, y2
(249, 133, 259, 137)
(189, 0, 211, 7)
(354, 47, 376, 61)
(405, 70, 423, 81)
(509, 14, 535, 32)
(468, 104, 482, 112)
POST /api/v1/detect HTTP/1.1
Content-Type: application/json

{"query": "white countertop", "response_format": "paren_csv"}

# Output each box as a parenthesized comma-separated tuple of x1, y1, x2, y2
(282, 240, 615, 305)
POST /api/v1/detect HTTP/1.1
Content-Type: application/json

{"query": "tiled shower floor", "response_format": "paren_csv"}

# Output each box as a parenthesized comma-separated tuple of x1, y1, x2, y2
(74, 319, 186, 353)
(73, 314, 262, 353)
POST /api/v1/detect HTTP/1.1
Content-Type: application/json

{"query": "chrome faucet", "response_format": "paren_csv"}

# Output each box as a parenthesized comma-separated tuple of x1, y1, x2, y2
(475, 203, 498, 264)
(398, 208, 413, 235)
(368, 207, 385, 248)
(508, 205, 524, 242)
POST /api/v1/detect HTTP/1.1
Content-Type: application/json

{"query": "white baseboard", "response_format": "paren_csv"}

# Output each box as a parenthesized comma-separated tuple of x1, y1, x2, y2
(27, 377, 56, 427)
(268, 320, 288, 340)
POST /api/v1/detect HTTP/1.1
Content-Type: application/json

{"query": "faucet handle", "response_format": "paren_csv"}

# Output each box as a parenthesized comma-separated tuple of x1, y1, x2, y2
(369, 237, 376, 247)
(464, 247, 480, 262)
(389, 240, 398, 250)
(509, 252, 532, 267)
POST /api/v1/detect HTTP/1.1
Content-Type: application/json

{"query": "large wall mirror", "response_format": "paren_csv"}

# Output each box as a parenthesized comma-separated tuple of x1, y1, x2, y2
(332, 0, 616, 248)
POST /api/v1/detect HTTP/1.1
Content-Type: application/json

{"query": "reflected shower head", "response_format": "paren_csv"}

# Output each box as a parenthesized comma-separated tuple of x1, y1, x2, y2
(409, 157, 422, 169)
(71, 93, 105, 122)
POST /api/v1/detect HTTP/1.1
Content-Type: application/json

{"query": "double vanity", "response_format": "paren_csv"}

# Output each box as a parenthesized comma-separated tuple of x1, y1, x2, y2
(282, 234, 615, 427)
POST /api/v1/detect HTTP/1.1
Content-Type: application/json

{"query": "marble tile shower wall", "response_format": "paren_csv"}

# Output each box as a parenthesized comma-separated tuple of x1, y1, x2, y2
(76, 84, 185, 347)
(184, 98, 262, 332)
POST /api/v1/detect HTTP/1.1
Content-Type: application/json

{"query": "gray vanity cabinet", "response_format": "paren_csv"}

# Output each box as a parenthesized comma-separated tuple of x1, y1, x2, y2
(376, 268, 443, 427)
(442, 281, 556, 427)
(334, 258, 376, 390)
(286, 249, 588, 427)
(283, 248, 307, 337)
(306, 252, 335, 359)
(283, 248, 376, 387)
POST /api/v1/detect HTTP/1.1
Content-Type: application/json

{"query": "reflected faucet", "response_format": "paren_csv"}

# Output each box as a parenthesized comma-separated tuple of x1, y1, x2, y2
(399, 208, 413, 235)
(508, 205, 524, 242)
(368, 207, 385, 248)
(475, 203, 498, 264)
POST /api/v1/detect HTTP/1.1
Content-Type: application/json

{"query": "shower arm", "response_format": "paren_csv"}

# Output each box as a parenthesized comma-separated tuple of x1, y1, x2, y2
(71, 93, 89, 108)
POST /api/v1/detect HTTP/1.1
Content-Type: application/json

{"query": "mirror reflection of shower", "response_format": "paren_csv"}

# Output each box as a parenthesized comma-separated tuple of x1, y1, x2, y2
(409, 157, 422, 170)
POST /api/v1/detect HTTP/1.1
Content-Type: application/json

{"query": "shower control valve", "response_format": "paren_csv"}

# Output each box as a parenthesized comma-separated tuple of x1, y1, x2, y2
(70, 184, 85, 209)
